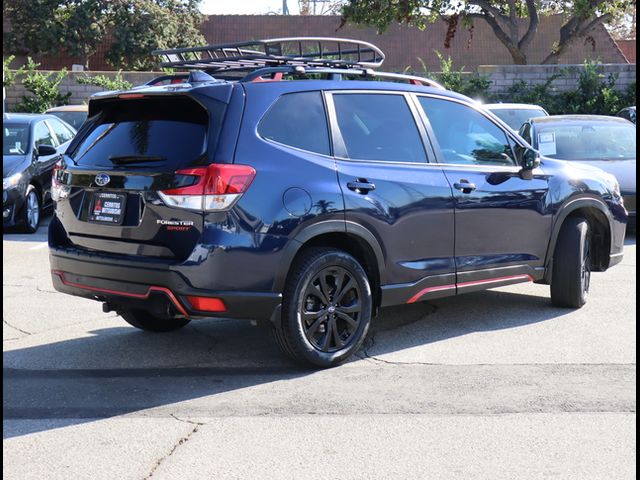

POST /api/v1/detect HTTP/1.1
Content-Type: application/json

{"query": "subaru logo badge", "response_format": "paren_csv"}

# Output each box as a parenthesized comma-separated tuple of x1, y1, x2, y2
(95, 174, 110, 187)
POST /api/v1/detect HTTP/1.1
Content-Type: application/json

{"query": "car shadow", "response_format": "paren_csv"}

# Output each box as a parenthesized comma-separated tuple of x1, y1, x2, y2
(2, 217, 51, 242)
(4, 287, 570, 439)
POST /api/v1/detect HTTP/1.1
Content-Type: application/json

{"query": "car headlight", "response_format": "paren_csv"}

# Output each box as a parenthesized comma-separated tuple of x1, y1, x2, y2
(602, 173, 621, 197)
(3, 173, 22, 190)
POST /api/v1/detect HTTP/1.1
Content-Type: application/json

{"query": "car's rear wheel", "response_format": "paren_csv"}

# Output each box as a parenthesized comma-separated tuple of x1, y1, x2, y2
(18, 185, 41, 234)
(550, 216, 591, 308)
(120, 309, 191, 332)
(275, 247, 373, 368)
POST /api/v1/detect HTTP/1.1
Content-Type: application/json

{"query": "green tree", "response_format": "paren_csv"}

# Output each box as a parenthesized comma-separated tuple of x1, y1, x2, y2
(3, 56, 26, 87)
(106, 0, 205, 70)
(3, 1, 205, 71)
(340, 0, 635, 65)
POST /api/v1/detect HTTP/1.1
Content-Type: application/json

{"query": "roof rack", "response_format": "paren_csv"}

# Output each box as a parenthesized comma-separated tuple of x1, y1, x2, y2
(153, 37, 385, 71)
(241, 66, 446, 89)
(144, 66, 445, 90)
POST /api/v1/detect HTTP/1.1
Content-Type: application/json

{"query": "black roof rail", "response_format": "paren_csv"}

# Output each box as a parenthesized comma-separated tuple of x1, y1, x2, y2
(241, 66, 446, 89)
(153, 37, 385, 71)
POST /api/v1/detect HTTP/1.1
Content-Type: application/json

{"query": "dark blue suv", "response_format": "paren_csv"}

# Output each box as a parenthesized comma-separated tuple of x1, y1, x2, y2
(49, 38, 627, 367)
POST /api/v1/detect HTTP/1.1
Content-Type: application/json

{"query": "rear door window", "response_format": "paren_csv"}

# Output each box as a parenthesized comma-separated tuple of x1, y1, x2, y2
(70, 96, 218, 171)
(258, 91, 330, 155)
(332, 93, 427, 163)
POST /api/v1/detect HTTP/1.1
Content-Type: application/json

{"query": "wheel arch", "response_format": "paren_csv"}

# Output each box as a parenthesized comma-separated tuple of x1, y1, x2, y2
(274, 221, 385, 310)
(544, 196, 613, 282)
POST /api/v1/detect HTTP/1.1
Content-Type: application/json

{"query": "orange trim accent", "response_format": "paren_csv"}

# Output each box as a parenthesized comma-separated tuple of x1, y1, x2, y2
(52, 270, 190, 317)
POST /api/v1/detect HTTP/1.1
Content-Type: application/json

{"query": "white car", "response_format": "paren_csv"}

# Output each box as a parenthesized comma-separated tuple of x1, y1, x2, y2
(483, 103, 549, 132)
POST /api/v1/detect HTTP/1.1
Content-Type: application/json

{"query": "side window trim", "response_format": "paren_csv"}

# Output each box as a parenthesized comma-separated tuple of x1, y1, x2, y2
(415, 93, 525, 168)
(325, 90, 433, 165)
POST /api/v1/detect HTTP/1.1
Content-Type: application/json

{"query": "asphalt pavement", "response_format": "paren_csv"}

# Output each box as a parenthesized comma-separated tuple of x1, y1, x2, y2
(3, 217, 636, 479)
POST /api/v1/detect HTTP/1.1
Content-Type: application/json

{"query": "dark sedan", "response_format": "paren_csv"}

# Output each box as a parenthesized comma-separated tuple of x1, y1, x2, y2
(520, 115, 636, 225)
(3, 113, 76, 233)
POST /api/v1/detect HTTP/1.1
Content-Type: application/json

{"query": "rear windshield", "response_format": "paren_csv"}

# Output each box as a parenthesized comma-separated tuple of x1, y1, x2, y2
(49, 111, 88, 130)
(490, 108, 548, 130)
(70, 96, 220, 170)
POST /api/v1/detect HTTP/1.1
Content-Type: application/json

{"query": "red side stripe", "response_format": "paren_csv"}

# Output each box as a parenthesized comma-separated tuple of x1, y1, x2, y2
(51, 270, 190, 318)
(407, 274, 534, 304)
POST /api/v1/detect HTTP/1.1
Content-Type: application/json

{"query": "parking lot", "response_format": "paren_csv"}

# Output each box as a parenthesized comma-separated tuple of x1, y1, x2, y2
(3, 219, 636, 479)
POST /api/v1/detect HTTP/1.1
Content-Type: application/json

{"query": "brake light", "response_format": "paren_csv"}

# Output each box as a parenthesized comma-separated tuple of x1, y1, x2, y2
(51, 160, 70, 201)
(158, 163, 256, 211)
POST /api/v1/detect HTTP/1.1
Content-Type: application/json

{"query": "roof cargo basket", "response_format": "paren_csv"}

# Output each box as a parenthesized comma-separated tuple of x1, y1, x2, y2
(153, 37, 385, 71)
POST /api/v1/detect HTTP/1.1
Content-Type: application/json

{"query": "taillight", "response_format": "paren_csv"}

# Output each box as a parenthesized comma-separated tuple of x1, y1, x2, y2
(158, 164, 256, 212)
(51, 160, 70, 201)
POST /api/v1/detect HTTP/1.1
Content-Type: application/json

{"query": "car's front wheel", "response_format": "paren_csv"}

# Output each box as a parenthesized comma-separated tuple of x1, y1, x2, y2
(120, 309, 191, 332)
(275, 247, 373, 368)
(551, 216, 591, 308)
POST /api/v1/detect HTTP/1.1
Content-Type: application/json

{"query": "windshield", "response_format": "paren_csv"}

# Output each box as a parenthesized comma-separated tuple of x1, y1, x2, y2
(490, 108, 548, 130)
(49, 111, 87, 130)
(536, 122, 636, 161)
(3, 124, 30, 156)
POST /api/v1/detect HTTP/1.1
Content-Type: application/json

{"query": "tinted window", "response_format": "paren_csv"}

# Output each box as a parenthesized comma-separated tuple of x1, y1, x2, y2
(489, 108, 547, 130)
(3, 124, 30, 155)
(420, 97, 516, 166)
(34, 121, 56, 147)
(259, 91, 330, 155)
(534, 122, 636, 161)
(47, 118, 75, 145)
(70, 96, 218, 171)
(333, 94, 426, 163)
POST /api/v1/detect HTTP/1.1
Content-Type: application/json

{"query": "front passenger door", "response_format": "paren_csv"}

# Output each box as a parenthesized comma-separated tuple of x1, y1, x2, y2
(416, 96, 552, 290)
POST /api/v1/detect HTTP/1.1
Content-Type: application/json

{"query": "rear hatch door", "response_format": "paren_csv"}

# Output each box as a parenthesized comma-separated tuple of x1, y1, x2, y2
(56, 92, 228, 260)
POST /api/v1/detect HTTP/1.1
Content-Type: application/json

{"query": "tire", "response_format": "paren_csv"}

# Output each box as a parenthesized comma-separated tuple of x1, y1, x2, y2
(275, 247, 373, 368)
(18, 185, 41, 234)
(120, 309, 191, 332)
(550, 216, 591, 308)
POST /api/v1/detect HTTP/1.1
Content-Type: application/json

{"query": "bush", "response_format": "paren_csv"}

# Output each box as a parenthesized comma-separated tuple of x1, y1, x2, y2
(3, 56, 25, 88)
(13, 58, 71, 113)
(493, 61, 635, 116)
(408, 51, 493, 102)
(76, 71, 132, 91)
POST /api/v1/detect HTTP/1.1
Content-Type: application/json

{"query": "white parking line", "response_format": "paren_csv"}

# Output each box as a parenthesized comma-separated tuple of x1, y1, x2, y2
(29, 242, 49, 250)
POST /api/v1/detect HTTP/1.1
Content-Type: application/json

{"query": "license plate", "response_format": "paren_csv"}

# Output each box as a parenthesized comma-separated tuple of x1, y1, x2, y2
(88, 192, 127, 225)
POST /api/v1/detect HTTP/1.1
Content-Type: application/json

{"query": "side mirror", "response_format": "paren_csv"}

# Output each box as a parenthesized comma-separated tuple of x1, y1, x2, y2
(519, 148, 541, 180)
(37, 145, 57, 157)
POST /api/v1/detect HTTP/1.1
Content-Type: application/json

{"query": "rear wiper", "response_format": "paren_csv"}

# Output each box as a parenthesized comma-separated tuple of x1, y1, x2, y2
(109, 155, 166, 165)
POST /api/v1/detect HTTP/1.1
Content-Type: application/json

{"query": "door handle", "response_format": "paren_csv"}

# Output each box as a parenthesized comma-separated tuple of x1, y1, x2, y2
(453, 180, 476, 194)
(347, 179, 376, 194)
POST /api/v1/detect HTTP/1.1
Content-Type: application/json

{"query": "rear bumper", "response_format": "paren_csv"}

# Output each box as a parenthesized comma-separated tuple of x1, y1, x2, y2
(50, 248, 281, 321)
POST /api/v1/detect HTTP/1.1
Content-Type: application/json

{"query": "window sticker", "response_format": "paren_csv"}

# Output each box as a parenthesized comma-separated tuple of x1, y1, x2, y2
(538, 132, 556, 156)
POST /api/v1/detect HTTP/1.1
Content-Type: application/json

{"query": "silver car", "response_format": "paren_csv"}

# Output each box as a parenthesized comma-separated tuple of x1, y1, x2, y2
(520, 115, 636, 225)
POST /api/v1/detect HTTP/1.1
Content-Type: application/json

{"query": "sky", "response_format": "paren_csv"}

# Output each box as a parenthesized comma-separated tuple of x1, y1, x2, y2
(200, 0, 301, 15)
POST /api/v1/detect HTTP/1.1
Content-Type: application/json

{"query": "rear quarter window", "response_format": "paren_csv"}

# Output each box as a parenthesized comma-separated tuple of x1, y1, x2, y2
(258, 91, 331, 156)
(70, 96, 222, 171)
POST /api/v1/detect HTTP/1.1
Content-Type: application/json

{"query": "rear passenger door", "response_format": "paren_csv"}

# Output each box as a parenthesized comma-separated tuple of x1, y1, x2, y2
(416, 95, 552, 290)
(326, 91, 456, 304)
